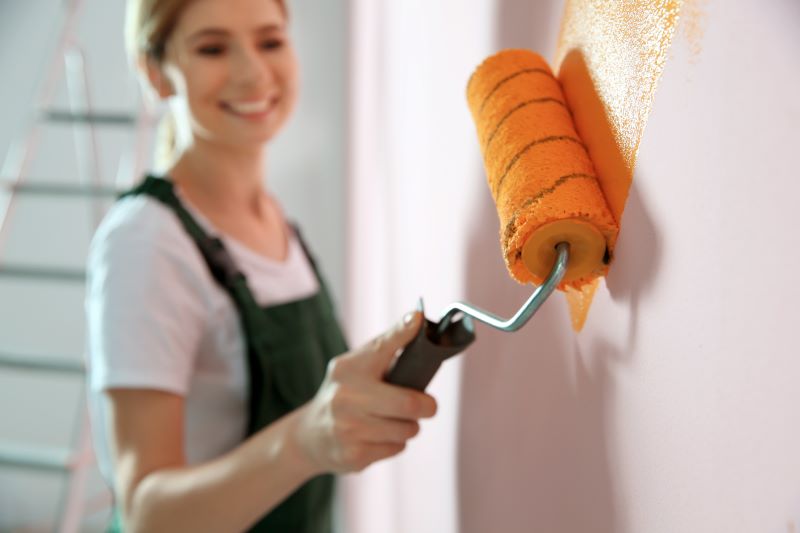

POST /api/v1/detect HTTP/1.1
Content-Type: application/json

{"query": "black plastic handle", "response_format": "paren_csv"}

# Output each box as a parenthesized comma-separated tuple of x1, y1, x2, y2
(384, 313, 476, 391)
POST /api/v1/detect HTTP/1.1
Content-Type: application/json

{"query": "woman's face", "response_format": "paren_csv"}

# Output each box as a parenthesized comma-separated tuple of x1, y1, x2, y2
(158, 0, 297, 149)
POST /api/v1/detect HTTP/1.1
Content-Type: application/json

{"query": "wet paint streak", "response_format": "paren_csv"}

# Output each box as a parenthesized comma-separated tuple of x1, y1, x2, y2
(555, 0, 682, 220)
(680, 0, 708, 63)
(553, 0, 684, 329)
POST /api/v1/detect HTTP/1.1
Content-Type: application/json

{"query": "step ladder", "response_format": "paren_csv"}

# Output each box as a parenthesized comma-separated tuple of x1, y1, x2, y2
(0, 0, 154, 530)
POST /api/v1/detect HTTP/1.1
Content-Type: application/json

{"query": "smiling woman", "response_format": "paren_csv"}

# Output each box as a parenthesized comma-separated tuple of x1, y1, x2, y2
(85, 1, 438, 532)
(125, 0, 292, 171)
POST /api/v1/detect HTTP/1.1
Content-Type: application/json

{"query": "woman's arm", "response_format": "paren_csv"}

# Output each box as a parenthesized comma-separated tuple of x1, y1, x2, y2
(108, 311, 435, 533)
(108, 388, 317, 533)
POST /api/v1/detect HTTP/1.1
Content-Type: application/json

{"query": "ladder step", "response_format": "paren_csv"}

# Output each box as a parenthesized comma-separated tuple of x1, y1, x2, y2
(0, 264, 86, 282)
(41, 109, 137, 126)
(0, 180, 121, 197)
(0, 441, 72, 472)
(0, 353, 85, 374)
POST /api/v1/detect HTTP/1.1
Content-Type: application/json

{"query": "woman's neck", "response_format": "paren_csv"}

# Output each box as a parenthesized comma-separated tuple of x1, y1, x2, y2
(168, 139, 269, 217)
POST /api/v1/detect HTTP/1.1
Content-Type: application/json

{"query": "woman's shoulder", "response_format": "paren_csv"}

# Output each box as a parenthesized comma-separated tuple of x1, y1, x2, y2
(85, 195, 215, 398)
(93, 193, 190, 249)
(89, 193, 204, 278)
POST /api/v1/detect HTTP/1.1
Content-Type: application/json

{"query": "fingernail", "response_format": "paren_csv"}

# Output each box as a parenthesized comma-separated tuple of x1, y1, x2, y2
(403, 311, 415, 325)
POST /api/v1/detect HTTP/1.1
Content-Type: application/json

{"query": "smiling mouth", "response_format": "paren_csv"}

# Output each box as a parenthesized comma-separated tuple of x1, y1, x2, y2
(221, 97, 279, 118)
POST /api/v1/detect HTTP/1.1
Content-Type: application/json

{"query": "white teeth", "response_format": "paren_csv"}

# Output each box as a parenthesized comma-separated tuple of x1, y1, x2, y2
(227, 100, 269, 114)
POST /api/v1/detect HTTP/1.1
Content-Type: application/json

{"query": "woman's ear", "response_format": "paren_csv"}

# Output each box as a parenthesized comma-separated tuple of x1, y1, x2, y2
(141, 56, 175, 99)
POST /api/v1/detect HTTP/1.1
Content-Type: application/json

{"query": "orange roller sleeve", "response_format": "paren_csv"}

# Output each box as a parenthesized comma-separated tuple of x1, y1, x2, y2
(466, 49, 619, 290)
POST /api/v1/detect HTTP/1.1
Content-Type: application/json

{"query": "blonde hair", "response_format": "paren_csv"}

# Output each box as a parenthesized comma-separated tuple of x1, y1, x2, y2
(125, 0, 288, 171)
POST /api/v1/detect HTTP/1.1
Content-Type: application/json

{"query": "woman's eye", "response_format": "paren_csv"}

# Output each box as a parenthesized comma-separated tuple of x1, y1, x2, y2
(197, 45, 225, 56)
(261, 39, 284, 51)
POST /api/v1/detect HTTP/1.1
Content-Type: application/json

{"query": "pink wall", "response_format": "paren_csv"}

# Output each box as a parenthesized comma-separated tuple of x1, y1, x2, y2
(459, 1, 800, 532)
(346, 0, 800, 532)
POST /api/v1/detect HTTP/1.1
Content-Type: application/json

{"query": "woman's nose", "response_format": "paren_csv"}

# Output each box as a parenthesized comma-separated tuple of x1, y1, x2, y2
(230, 45, 275, 88)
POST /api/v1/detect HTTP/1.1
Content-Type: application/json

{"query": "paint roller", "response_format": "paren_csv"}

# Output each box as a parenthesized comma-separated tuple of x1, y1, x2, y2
(385, 49, 619, 392)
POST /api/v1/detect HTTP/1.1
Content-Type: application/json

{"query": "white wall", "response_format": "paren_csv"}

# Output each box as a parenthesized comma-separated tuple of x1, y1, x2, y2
(0, 0, 347, 529)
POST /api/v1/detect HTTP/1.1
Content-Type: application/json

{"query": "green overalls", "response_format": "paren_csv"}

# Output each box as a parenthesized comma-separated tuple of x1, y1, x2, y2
(112, 175, 348, 532)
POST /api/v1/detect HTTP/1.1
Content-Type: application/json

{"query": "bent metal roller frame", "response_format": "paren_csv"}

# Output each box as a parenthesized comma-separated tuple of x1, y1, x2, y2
(385, 49, 620, 392)
(385, 242, 570, 392)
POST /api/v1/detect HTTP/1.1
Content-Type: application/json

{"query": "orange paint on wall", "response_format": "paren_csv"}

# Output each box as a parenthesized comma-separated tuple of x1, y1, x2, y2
(553, 0, 684, 329)
(680, 0, 708, 62)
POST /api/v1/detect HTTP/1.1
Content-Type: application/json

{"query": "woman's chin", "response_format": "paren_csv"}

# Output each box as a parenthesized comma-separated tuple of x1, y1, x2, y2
(220, 131, 281, 151)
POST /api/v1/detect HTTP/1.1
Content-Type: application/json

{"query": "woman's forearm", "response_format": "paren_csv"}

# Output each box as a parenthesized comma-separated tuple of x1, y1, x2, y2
(124, 406, 321, 533)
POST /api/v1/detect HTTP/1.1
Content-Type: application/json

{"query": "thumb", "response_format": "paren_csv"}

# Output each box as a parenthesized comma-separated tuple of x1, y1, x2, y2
(363, 311, 424, 375)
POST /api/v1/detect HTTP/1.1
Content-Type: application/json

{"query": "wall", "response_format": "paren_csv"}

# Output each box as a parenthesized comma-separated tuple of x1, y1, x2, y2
(345, 0, 800, 532)
(458, 0, 800, 532)
(0, 0, 347, 529)
(344, 1, 498, 531)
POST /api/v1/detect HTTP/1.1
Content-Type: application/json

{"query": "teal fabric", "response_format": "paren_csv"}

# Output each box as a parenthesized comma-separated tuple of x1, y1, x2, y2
(107, 511, 121, 533)
(111, 176, 348, 532)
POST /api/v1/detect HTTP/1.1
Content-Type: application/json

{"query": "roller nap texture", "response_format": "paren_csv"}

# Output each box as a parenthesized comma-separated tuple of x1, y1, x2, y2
(466, 49, 619, 290)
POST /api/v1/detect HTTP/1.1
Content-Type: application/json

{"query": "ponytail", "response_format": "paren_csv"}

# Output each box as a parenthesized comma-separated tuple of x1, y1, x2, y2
(154, 109, 177, 172)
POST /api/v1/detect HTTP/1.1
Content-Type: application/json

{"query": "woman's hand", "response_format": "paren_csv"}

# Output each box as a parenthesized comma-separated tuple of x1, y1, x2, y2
(105, 312, 433, 531)
(293, 311, 437, 474)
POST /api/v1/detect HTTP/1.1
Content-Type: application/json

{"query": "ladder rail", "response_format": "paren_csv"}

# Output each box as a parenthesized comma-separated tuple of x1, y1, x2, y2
(54, 6, 105, 530)
(64, 46, 105, 230)
(0, 0, 87, 255)
(0, 0, 155, 529)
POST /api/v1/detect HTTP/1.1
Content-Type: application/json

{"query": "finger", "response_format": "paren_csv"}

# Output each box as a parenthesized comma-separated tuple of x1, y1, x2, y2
(359, 416, 420, 444)
(357, 442, 406, 468)
(392, 310, 424, 351)
(359, 311, 423, 375)
(356, 381, 438, 420)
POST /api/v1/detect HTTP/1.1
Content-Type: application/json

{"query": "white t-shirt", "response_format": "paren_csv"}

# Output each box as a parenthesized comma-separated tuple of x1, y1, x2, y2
(85, 188, 320, 486)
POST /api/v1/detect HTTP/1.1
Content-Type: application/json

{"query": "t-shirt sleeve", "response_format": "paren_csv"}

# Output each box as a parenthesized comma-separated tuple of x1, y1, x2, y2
(85, 201, 209, 395)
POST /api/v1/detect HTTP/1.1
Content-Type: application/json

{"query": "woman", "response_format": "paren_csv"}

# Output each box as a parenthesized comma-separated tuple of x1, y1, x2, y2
(85, 0, 437, 531)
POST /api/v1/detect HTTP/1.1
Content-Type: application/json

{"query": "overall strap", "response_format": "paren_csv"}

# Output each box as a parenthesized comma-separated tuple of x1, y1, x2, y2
(290, 224, 342, 318)
(121, 176, 268, 434)
(289, 224, 320, 277)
